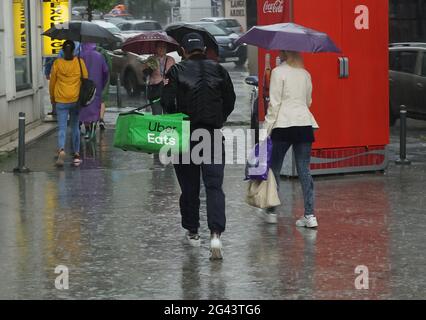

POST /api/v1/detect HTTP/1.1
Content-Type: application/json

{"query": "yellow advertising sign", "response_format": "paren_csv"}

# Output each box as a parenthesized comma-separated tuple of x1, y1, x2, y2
(13, 0, 26, 57)
(43, 0, 70, 56)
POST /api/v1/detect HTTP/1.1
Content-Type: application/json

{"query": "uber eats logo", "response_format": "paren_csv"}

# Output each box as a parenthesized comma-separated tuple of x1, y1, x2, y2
(148, 121, 177, 146)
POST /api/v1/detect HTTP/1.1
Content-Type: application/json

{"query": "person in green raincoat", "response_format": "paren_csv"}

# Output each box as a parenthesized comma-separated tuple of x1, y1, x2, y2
(96, 45, 112, 130)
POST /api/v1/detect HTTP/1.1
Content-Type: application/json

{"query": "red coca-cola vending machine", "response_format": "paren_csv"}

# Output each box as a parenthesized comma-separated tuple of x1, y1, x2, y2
(257, 0, 389, 175)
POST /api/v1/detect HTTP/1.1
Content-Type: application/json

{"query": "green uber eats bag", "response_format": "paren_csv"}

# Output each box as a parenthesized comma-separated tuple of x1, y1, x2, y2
(114, 111, 190, 154)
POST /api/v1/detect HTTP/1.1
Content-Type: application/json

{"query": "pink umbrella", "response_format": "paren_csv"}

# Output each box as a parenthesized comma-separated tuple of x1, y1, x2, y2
(122, 32, 179, 55)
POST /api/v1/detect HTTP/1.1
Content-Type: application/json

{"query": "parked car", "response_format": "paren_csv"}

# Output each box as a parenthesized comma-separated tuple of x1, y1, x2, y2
(200, 17, 244, 35)
(116, 20, 163, 33)
(72, 6, 86, 17)
(103, 14, 134, 23)
(91, 20, 121, 35)
(108, 49, 148, 96)
(71, 7, 103, 20)
(166, 21, 247, 66)
(389, 43, 426, 125)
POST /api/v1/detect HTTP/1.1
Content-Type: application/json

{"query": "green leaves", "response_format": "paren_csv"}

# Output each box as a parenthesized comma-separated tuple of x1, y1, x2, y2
(88, 0, 117, 12)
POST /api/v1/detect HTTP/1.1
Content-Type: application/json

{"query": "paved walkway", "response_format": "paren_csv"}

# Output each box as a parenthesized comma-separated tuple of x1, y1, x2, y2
(1, 64, 426, 299)
(0, 120, 426, 299)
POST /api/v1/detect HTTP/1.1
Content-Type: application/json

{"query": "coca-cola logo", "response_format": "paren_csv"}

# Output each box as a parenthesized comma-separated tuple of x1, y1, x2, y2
(263, 0, 284, 14)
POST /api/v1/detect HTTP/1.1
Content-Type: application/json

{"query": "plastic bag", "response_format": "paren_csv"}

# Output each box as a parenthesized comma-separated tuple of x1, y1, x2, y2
(245, 137, 273, 181)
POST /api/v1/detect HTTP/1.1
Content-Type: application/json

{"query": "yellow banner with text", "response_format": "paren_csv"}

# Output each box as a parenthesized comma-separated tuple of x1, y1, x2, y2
(43, 0, 70, 56)
(13, 0, 26, 57)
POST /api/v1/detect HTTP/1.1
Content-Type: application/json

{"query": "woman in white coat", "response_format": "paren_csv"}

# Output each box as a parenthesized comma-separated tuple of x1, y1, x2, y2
(263, 51, 319, 228)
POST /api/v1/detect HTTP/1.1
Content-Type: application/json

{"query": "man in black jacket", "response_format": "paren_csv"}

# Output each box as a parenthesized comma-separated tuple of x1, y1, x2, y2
(161, 33, 236, 260)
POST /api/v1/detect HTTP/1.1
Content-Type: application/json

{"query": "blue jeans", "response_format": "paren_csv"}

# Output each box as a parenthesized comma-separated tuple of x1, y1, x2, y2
(56, 103, 80, 154)
(270, 141, 315, 217)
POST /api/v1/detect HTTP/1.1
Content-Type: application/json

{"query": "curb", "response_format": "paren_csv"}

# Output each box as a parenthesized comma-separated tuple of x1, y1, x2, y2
(0, 122, 58, 159)
(225, 121, 251, 127)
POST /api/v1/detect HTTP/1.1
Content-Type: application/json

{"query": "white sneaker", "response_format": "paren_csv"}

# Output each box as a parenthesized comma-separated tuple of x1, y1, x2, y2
(263, 211, 278, 224)
(184, 232, 201, 247)
(296, 216, 318, 228)
(210, 233, 223, 260)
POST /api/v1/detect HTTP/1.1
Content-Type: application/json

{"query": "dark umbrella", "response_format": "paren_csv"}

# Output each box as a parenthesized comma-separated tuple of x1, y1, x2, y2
(122, 32, 179, 55)
(236, 23, 341, 53)
(165, 23, 219, 57)
(42, 21, 121, 44)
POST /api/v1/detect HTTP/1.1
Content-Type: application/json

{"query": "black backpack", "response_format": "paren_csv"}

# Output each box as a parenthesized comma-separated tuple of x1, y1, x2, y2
(77, 57, 96, 108)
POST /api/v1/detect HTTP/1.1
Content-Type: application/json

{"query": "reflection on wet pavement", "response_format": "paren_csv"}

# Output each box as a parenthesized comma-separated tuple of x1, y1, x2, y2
(2, 62, 426, 299)
(1, 127, 426, 299)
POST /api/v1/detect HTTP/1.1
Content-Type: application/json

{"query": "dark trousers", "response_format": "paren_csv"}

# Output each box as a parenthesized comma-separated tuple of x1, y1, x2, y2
(173, 135, 226, 234)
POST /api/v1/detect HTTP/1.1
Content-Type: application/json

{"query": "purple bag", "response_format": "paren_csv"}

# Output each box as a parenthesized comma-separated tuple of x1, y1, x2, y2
(245, 137, 273, 181)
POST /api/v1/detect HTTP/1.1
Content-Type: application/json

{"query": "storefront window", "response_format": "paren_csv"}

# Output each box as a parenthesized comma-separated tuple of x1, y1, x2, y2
(390, 0, 426, 43)
(12, 0, 32, 91)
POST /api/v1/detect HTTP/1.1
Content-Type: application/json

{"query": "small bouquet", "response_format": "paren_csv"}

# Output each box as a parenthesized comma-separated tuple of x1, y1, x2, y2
(138, 55, 159, 77)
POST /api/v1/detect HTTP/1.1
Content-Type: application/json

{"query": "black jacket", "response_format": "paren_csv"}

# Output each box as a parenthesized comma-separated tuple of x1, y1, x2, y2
(161, 54, 236, 129)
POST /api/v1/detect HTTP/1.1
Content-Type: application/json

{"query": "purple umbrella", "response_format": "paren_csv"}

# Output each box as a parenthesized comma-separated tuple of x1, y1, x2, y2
(236, 23, 341, 53)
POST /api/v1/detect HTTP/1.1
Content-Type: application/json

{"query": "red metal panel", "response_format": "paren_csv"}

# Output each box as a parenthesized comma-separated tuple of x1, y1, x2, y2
(311, 146, 386, 170)
(293, 0, 344, 149)
(256, 0, 390, 171)
(341, 0, 390, 147)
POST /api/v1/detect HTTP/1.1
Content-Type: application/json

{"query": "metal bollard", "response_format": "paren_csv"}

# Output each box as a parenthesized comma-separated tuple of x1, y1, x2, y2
(13, 112, 30, 173)
(116, 74, 122, 108)
(395, 105, 411, 165)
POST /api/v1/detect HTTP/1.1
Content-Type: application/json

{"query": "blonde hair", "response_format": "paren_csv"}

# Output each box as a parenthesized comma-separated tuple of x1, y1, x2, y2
(283, 51, 304, 68)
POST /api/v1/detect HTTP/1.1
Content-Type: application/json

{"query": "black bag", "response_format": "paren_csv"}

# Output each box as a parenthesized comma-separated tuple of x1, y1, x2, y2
(147, 81, 164, 101)
(77, 57, 96, 108)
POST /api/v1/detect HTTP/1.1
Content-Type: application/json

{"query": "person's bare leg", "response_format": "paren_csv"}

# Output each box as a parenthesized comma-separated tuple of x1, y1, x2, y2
(99, 102, 106, 130)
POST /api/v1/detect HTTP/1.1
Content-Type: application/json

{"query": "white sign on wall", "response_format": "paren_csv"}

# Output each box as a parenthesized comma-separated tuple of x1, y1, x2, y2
(225, 0, 247, 32)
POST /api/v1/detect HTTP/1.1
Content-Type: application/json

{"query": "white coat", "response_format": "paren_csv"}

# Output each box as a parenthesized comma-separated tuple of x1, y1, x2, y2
(263, 63, 319, 135)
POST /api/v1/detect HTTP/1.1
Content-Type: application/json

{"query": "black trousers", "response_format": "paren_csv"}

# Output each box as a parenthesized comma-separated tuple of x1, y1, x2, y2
(173, 135, 226, 234)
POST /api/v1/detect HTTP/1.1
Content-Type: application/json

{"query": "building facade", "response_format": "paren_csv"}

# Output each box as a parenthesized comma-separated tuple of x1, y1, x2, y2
(390, 0, 426, 43)
(178, 0, 216, 22)
(224, 0, 247, 31)
(0, 0, 46, 148)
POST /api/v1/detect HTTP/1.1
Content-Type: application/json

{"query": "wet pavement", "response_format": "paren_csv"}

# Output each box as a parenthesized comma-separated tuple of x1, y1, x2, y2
(1, 64, 426, 300)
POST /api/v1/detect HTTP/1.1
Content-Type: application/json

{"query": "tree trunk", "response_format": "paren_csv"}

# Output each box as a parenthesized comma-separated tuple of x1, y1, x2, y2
(151, 0, 154, 19)
(87, 0, 93, 21)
